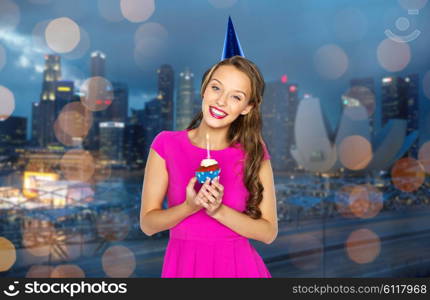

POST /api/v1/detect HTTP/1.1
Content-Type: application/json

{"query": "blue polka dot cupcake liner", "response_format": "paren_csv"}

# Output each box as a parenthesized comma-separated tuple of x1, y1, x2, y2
(196, 169, 221, 184)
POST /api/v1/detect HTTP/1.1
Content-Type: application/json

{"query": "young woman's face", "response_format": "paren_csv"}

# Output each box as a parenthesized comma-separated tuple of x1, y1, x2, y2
(201, 65, 253, 129)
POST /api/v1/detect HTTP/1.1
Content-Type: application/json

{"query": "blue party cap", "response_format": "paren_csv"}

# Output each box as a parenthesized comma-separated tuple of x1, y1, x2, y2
(221, 16, 245, 60)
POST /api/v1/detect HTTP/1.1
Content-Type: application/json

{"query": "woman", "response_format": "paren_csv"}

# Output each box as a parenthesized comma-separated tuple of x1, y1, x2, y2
(140, 55, 277, 278)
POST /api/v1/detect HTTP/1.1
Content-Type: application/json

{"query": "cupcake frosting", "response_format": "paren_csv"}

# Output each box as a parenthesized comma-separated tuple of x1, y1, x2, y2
(200, 158, 218, 167)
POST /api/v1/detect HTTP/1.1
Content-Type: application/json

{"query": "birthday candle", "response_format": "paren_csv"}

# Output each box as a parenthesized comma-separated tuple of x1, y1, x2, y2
(206, 132, 210, 159)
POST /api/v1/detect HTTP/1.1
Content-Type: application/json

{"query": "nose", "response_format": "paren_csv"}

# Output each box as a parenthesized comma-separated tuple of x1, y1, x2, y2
(215, 92, 228, 107)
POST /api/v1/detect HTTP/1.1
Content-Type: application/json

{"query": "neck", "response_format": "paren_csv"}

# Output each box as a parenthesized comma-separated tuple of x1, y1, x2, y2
(193, 123, 230, 150)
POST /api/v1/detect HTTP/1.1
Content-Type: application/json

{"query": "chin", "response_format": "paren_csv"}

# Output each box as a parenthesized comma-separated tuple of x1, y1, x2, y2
(203, 114, 231, 129)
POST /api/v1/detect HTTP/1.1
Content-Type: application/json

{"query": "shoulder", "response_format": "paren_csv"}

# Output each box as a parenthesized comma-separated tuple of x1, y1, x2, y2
(151, 130, 184, 159)
(153, 130, 183, 142)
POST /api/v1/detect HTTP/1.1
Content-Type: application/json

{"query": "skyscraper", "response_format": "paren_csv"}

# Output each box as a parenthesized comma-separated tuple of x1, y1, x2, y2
(286, 83, 299, 170)
(124, 111, 145, 169)
(99, 121, 125, 165)
(40, 55, 61, 101)
(405, 74, 419, 157)
(90, 51, 106, 77)
(39, 55, 61, 147)
(0, 116, 27, 155)
(142, 98, 163, 160)
(54, 80, 74, 115)
(381, 74, 419, 157)
(193, 90, 202, 117)
(175, 68, 195, 131)
(347, 77, 376, 135)
(262, 80, 289, 173)
(157, 64, 174, 131)
(31, 101, 41, 146)
(382, 76, 407, 124)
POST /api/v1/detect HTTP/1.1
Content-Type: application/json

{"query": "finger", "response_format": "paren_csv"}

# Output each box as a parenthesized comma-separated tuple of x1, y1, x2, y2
(189, 176, 197, 185)
(201, 188, 216, 203)
(195, 195, 204, 206)
(212, 178, 223, 192)
(205, 184, 219, 198)
(201, 200, 210, 209)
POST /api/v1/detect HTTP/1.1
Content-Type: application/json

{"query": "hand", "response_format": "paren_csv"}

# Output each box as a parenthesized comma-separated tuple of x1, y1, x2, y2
(197, 176, 224, 217)
(184, 177, 213, 213)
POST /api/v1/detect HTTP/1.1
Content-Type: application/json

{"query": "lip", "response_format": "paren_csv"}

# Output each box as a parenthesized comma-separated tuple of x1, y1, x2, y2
(209, 106, 228, 119)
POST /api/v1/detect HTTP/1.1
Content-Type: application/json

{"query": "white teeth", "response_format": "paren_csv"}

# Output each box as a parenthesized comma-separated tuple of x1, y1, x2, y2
(211, 107, 226, 117)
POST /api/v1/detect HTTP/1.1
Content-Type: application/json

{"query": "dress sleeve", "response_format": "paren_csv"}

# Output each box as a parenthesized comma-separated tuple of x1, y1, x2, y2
(150, 131, 167, 160)
(262, 141, 271, 160)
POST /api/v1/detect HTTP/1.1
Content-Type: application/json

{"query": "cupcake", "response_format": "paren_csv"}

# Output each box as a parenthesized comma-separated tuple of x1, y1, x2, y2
(196, 158, 221, 183)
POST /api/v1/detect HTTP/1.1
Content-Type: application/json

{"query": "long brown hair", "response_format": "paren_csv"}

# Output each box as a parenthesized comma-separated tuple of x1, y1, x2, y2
(186, 56, 267, 219)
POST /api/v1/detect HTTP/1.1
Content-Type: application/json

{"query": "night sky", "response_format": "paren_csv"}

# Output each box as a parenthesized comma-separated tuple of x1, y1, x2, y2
(0, 0, 430, 141)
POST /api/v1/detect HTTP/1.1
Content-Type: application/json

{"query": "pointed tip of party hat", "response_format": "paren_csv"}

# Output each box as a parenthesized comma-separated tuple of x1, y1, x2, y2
(221, 16, 245, 60)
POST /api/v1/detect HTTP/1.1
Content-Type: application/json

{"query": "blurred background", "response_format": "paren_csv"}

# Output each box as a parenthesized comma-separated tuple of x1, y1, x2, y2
(1, 0, 430, 278)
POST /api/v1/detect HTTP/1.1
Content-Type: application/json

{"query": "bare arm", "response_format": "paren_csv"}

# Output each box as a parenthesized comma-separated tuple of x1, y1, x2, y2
(208, 159, 278, 244)
(139, 148, 201, 236)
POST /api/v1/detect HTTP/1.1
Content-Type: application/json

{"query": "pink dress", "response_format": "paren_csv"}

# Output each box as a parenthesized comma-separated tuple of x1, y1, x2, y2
(150, 129, 272, 278)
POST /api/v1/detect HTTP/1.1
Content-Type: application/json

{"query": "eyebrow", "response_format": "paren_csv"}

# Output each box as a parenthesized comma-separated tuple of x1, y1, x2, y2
(210, 78, 247, 97)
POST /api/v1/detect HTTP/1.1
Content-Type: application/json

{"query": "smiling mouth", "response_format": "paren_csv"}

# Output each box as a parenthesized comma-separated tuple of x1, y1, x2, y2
(209, 106, 228, 119)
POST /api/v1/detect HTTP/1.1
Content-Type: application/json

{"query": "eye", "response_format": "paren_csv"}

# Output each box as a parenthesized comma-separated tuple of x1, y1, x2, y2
(211, 85, 220, 91)
(233, 95, 241, 101)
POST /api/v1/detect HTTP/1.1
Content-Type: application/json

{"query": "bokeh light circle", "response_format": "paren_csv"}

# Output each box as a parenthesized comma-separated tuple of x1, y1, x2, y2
(391, 157, 425, 192)
(208, 0, 238, 8)
(418, 141, 430, 174)
(134, 22, 168, 57)
(120, 0, 155, 23)
(51, 264, 85, 278)
(60, 149, 96, 182)
(339, 135, 372, 170)
(423, 71, 430, 99)
(348, 185, 383, 219)
(0, 85, 15, 121)
(134, 22, 168, 69)
(98, 0, 124, 22)
(56, 102, 93, 138)
(0, 237, 16, 271)
(0, 0, 20, 33)
(26, 265, 54, 278)
(346, 229, 381, 264)
(333, 7, 368, 42)
(314, 44, 349, 80)
(63, 26, 91, 60)
(102, 245, 136, 277)
(54, 120, 84, 147)
(79, 76, 114, 112)
(45, 17, 81, 53)
(0, 45, 6, 71)
(377, 39, 411, 72)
